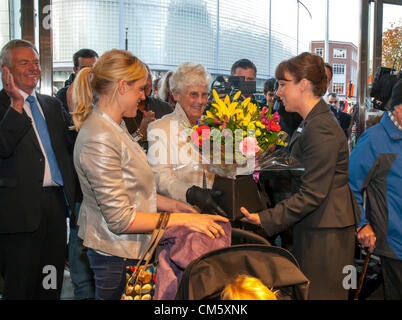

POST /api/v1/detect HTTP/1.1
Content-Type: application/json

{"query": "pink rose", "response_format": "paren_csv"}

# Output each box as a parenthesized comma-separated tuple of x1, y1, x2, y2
(239, 136, 260, 157)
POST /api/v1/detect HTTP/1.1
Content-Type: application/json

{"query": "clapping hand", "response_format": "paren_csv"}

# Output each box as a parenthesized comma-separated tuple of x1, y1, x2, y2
(139, 110, 155, 137)
(1, 66, 24, 113)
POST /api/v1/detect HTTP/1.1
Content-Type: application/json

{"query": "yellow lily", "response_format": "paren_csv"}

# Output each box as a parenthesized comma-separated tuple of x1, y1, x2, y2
(247, 102, 257, 115)
(233, 90, 242, 101)
(241, 97, 251, 108)
(206, 110, 214, 119)
(247, 122, 256, 130)
(212, 90, 228, 118)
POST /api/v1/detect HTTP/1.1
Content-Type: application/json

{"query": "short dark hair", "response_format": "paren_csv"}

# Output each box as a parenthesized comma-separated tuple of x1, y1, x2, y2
(275, 52, 327, 97)
(73, 48, 99, 68)
(230, 58, 257, 76)
(263, 78, 276, 94)
(327, 92, 338, 99)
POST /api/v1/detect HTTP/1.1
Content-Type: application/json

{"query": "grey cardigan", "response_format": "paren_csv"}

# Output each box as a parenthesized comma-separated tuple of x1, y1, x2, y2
(74, 107, 157, 259)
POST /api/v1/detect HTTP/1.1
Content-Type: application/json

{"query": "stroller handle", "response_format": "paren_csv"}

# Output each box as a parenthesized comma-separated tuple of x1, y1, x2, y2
(231, 228, 271, 245)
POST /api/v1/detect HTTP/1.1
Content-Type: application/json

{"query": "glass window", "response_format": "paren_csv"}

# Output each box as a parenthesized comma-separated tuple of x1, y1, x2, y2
(0, 0, 21, 91)
(48, 0, 308, 90)
(315, 48, 324, 57)
(333, 48, 347, 59)
(333, 64, 345, 75)
(333, 83, 344, 95)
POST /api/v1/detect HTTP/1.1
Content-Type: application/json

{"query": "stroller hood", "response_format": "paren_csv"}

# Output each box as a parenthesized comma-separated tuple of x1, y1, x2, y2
(175, 244, 310, 300)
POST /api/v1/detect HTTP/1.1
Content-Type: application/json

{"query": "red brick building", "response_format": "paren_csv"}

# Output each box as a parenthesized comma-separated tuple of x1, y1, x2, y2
(311, 40, 358, 102)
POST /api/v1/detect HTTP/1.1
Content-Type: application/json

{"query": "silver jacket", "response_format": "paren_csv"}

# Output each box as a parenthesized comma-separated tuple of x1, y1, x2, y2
(74, 107, 157, 259)
(147, 103, 214, 203)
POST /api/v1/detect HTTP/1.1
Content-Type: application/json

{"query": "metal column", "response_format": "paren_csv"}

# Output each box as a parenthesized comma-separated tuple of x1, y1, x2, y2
(357, 0, 370, 135)
(38, 0, 53, 96)
(373, 0, 383, 77)
(21, 0, 35, 44)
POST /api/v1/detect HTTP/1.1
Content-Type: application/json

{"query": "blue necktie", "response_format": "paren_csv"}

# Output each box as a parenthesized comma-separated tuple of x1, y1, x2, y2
(27, 95, 64, 186)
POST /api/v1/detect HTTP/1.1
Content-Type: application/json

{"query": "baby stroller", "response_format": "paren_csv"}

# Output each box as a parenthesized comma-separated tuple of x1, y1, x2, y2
(175, 228, 310, 300)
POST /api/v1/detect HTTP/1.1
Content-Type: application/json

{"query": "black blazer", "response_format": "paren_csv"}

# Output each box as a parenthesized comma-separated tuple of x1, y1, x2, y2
(0, 89, 76, 233)
(259, 98, 360, 235)
(329, 104, 351, 138)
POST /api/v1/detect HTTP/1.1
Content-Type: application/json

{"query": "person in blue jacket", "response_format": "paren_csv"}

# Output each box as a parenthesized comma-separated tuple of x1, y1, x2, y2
(349, 78, 402, 300)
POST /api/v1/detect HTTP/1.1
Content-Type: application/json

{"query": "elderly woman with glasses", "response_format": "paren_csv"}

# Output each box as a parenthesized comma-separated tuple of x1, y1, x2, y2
(147, 62, 226, 217)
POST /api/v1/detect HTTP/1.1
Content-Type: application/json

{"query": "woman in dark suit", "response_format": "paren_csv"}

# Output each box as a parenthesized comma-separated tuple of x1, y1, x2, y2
(241, 52, 359, 300)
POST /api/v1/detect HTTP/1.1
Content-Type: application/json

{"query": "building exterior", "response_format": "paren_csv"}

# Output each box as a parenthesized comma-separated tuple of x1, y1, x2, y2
(311, 40, 358, 101)
(1, 0, 313, 92)
(48, 0, 312, 90)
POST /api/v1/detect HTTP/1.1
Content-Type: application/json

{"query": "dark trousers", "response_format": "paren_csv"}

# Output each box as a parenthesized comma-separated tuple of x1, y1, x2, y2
(380, 256, 402, 300)
(293, 225, 356, 300)
(0, 187, 67, 300)
(87, 249, 138, 300)
(68, 202, 95, 299)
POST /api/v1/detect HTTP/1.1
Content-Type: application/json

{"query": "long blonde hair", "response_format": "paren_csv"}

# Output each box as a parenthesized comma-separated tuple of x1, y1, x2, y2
(71, 49, 147, 131)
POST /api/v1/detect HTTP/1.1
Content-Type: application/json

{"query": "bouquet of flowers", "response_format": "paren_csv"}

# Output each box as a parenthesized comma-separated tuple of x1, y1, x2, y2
(188, 89, 288, 178)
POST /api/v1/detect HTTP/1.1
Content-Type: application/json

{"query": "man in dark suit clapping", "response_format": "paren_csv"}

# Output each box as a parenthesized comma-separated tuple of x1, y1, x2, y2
(0, 40, 76, 299)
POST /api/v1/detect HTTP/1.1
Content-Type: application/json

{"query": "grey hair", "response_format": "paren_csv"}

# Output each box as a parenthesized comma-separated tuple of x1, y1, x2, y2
(0, 39, 38, 67)
(169, 62, 211, 94)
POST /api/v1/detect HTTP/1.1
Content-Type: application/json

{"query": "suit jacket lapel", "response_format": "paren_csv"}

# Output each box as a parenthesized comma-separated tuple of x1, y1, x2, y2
(287, 120, 305, 152)
(0, 89, 44, 154)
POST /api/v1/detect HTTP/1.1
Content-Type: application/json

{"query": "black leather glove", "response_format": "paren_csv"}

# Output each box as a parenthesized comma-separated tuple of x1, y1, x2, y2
(186, 185, 228, 218)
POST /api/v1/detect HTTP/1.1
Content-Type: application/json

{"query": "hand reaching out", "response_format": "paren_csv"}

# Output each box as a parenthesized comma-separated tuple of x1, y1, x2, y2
(240, 207, 261, 225)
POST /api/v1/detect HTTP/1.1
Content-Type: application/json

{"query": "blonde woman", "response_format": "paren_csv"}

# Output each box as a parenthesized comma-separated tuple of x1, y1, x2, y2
(72, 49, 228, 300)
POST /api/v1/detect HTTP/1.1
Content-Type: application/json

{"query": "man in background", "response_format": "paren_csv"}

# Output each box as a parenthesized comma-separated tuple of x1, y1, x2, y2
(349, 79, 402, 299)
(327, 92, 351, 138)
(230, 58, 258, 102)
(56, 48, 98, 300)
(263, 78, 276, 108)
(56, 49, 98, 115)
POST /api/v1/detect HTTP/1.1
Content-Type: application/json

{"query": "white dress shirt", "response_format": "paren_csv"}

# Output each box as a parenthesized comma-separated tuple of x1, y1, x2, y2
(18, 89, 57, 187)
